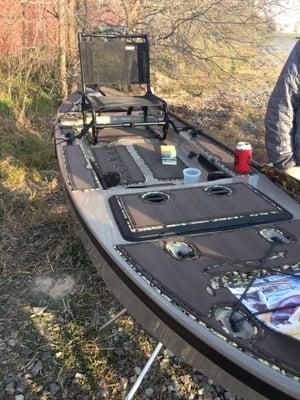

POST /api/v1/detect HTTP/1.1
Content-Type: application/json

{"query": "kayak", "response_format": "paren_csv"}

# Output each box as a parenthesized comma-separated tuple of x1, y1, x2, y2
(54, 33, 300, 400)
(54, 34, 300, 400)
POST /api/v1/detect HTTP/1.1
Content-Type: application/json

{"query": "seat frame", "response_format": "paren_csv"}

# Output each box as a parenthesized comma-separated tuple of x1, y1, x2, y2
(78, 32, 170, 144)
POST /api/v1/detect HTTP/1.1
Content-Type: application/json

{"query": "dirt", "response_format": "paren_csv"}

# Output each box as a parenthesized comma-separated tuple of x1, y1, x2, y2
(32, 276, 76, 300)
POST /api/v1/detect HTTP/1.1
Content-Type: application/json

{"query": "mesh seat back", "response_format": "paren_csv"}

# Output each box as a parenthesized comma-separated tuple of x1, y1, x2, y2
(79, 35, 149, 88)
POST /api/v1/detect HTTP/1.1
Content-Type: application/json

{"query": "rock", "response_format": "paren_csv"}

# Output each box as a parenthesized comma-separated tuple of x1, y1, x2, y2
(48, 382, 60, 395)
(224, 392, 236, 400)
(179, 374, 190, 385)
(8, 339, 17, 347)
(134, 366, 141, 375)
(36, 385, 44, 393)
(5, 382, 15, 394)
(74, 372, 84, 383)
(144, 388, 154, 397)
(11, 331, 18, 339)
(120, 378, 128, 390)
(168, 384, 180, 393)
(95, 390, 103, 399)
(16, 374, 32, 393)
(163, 349, 174, 358)
(0, 339, 5, 351)
(197, 388, 204, 396)
(30, 360, 42, 376)
(15, 395, 24, 400)
(130, 375, 137, 383)
(32, 307, 47, 315)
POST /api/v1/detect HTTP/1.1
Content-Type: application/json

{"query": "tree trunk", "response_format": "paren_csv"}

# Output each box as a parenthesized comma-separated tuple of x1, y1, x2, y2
(58, 0, 68, 99)
(77, 0, 88, 32)
(68, 0, 78, 92)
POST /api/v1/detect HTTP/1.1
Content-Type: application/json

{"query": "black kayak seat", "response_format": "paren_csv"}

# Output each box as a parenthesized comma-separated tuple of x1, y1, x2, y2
(78, 33, 169, 144)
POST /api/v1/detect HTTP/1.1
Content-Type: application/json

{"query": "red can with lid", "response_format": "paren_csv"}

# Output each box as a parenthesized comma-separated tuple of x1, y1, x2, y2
(233, 142, 252, 174)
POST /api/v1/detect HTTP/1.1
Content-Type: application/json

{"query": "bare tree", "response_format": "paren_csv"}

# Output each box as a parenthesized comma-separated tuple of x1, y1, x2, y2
(67, 0, 79, 92)
(58, 0, 68, 99)
(93, 0, 280, 86)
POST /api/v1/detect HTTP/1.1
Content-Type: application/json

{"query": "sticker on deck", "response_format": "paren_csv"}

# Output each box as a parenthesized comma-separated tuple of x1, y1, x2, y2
(229, 273, 300, 340)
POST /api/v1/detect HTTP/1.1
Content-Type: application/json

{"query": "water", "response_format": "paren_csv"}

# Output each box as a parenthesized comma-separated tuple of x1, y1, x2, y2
(267, 33, 298, 55)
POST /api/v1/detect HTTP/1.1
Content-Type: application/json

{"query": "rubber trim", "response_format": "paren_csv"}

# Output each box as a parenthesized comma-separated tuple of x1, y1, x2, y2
(108, 195, 292, 242)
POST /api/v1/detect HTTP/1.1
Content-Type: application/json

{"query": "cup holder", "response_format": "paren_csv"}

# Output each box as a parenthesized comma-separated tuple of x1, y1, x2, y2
(205, 185, 232, 196)
(259, 228, 292, 244)
(215, 307, 257, 339)
(164, 241, 199, 261)
(142, 191, 171, 204)
(207, 171, 229, 181)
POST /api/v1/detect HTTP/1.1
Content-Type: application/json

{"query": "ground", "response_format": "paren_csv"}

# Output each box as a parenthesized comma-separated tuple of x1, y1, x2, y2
(0, 41, 290, 399)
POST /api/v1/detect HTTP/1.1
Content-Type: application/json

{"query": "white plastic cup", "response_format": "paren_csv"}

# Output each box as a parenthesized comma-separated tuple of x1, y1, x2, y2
(183, 168, 201, 184)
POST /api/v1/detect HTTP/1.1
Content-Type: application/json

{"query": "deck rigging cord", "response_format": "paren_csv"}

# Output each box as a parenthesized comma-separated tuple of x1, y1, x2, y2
(228, 236, 300, 333)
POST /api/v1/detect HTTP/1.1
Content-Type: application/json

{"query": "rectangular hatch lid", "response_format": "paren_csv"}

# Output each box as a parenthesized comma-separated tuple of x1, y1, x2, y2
(109, 183, 292, 240)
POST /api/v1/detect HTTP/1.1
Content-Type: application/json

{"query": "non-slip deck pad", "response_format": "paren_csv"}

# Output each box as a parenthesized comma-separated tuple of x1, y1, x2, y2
(117, 219, 300, 375)
(98, 127, 153, 141)
(110, 183, 292, 240)
(196, 136, 234, 169)
(134, 143, 187, 180)
(64, 145, 97, 190)
(93, 145, 145, 185)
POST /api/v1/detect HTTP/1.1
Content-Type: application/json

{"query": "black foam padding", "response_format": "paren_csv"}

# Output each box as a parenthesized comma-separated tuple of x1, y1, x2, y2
(134, 143, 187, 180)
(93, 145, 145, 185)
(110, 183, 292, 240)
(97, 127, 153, 140)
(64, 145, 97, 190)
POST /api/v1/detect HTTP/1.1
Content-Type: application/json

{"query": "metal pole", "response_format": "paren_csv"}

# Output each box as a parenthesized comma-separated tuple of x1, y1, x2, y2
(125, 342, 163, 400)
(98, 308, 127, 332)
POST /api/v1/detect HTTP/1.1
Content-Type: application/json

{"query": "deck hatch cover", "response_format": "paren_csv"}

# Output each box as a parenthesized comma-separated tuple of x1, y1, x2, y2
(93, 145, 145, 185)
(116, 220, 300, 376)
(64, 145, 97, 190)
(134, 143, 187, 180)
(110, 183, 292, 240)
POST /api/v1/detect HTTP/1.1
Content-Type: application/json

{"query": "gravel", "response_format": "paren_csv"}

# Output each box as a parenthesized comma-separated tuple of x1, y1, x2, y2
(5, 382, 15, 394)
(144, 387, 154, 397)
(28, 360, 42, 376)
